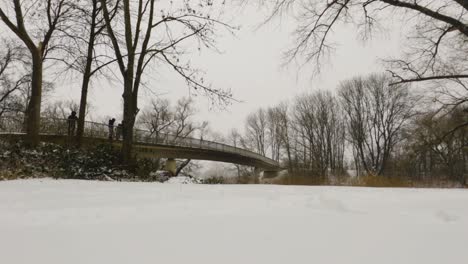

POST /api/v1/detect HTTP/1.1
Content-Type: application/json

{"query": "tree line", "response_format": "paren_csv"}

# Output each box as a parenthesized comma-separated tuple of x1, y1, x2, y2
(1, 0, 468, 181)
(0, 0, 232, 168)
(227, 0, 468, 185)
(233, 73, 467, 185)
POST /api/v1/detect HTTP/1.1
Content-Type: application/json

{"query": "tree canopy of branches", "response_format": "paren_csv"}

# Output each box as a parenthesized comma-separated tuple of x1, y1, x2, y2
(0, 0, 74, 146)
(0, 42, 28, 119)
(242, 91, 346, 178)
(339, 74, 414, 176)
(58, 0, 120, 147)
(398, 106, 467, 183)
(138, 96, 209, 175)
(262, 1, 467, 78)
(99, 0, 233, 166)
(258, 1, 468, 115)
(239, 72, 465, 185)
(293, 90, 346, 177)
(138, 97, 204, 140)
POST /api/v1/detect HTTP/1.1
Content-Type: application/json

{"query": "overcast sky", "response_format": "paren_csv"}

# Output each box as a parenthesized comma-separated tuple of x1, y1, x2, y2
(52, 2, 404, 136)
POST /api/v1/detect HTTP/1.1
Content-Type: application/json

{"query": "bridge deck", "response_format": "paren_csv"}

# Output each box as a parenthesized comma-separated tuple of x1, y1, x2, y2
(0, 118, 281, 171)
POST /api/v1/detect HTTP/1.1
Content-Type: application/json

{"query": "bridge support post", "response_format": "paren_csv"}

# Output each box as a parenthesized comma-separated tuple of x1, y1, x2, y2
(263, 171, 279, 179)
(165, 158, 177, 176)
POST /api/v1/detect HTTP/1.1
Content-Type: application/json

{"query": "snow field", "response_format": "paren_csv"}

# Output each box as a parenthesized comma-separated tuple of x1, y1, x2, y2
(0, 179, 467, 264)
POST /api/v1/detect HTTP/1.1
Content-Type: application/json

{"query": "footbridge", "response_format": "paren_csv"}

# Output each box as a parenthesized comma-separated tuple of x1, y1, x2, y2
(0, 117, 282, 175)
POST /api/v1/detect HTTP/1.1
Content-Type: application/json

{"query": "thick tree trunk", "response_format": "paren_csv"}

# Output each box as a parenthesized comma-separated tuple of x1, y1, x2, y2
(25, 50, 42, 147)
(76, 74, 91, 147)
(122, 102, 135, 167)
(76, 10, 97, 147)
(121, 76, 136, 168)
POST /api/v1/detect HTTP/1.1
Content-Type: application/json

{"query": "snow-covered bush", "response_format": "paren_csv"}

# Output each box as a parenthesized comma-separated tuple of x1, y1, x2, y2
(0, 140, 201, 183)
(166, 176, 201, 184)
(135, 158, 163, 180)
(0, 140, 125, 181)
(148, 170, 172, 182)
(201, 176, 225, 184)
(55, 144, 122, 180)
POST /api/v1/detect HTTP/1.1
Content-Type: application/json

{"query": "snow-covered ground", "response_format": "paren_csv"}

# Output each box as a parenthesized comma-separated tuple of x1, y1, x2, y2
(1, 179, 467, 264)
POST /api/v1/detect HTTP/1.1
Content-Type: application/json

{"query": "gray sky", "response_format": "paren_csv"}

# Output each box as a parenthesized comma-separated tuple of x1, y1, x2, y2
(52, 3, 403, 136)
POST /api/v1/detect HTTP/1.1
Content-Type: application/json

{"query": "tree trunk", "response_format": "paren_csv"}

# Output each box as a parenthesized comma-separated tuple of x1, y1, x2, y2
(285, 142, 293, 172)
(25, 49, 42, 147)
(175, 159, 191, 176)
(122, 103, 135, 167)
(76, 74, 91, 147)
(76, 7, 97, 148)
(121, 76, 136, 168)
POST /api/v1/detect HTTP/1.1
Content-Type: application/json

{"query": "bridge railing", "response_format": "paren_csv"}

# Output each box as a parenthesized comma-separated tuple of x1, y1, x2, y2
(0, 116, 24, 133)
(132, 128, 277, 165)
(0, 117, 279, 166)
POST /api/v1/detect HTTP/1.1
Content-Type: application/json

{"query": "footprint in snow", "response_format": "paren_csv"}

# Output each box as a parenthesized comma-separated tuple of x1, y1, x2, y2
(435, 210, 459, 223)
(319, 195, 349, 212)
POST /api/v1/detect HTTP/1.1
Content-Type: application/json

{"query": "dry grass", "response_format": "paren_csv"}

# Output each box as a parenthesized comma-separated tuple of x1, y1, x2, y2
(348, 175, 411, 188)
(267, 174, 331, 186)
(267, 173, 466, 188)
(0, 170, 20, 181)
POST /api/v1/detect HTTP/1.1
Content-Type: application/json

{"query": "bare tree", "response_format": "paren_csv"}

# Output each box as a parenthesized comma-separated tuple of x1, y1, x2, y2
(138, 97, 202, 140)
(339, 73, 414, 176)
(266, 106, 284, 162)
(0, 43, 28, 118)
(401, 106, 467, 184)
(172, 97, 199, 139)
(257, 1, 468, 134)
(275, 102, 294, 171)
(245, 108, 268, 156)
(99, 0, 233, 166)
(293, 90, 345, 177)
(227, 128, 251, 178)
(139, 98, 174, 141)
(138, 96, 207, 175)
(0, 0, 74, 146)
(42, 100, 79, 120)
(258, 1, 468, 79)
(64, 0, 120, 146)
